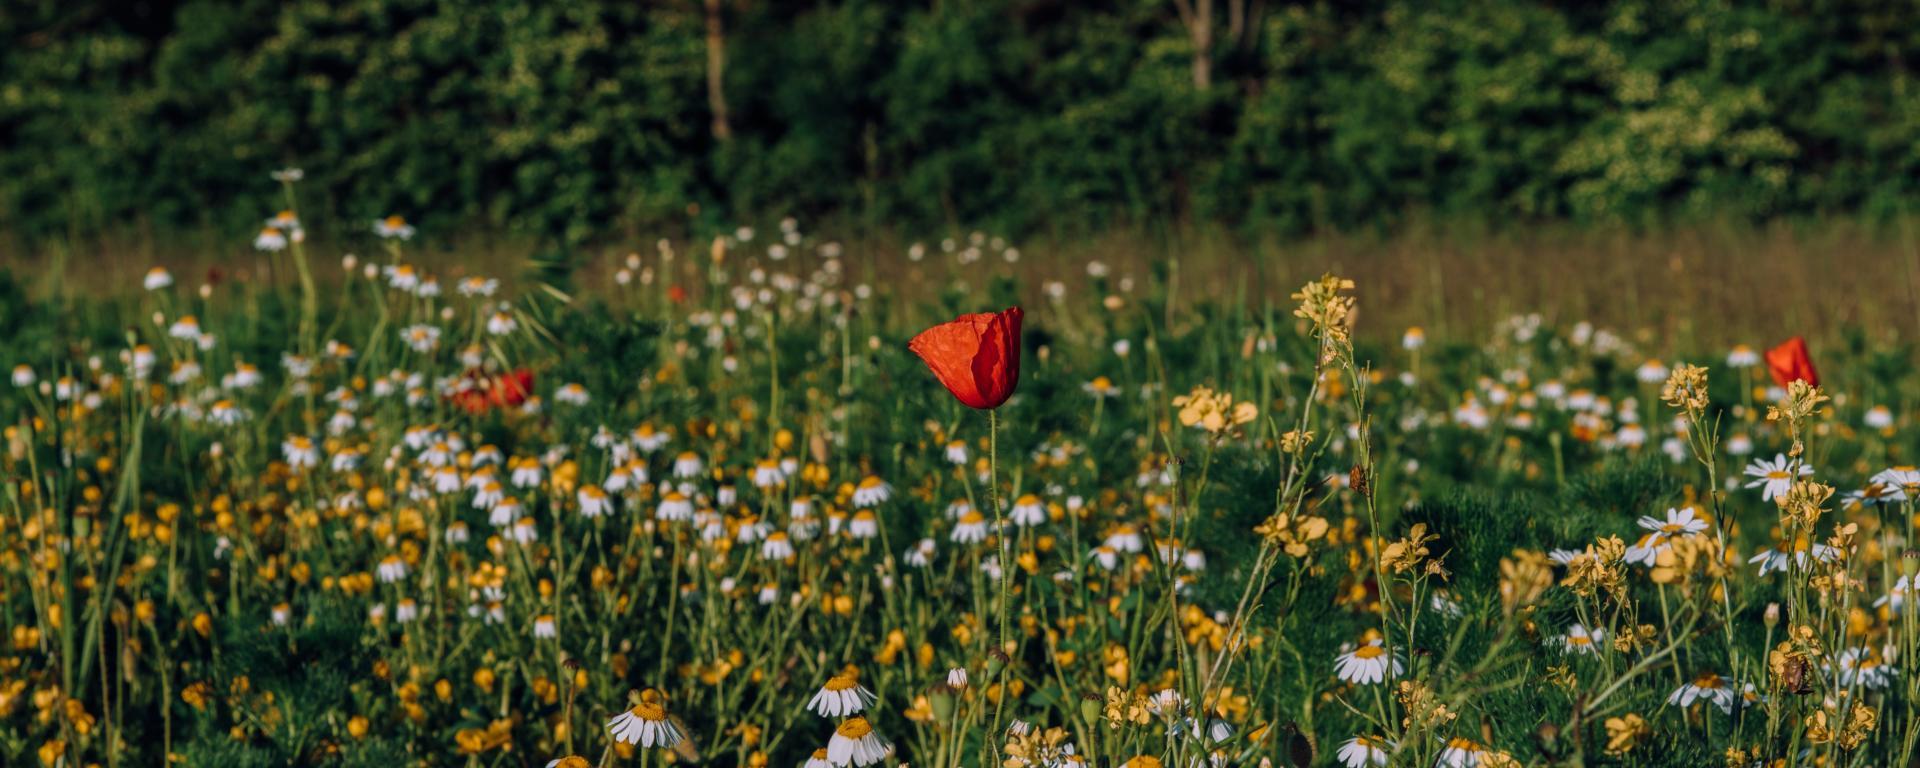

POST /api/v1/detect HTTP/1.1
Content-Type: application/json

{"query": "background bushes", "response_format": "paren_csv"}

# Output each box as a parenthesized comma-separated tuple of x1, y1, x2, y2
(3, 0, 1918, 247)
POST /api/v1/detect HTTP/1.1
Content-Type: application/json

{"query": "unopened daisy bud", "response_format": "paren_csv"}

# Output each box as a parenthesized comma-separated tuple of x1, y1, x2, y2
(946, 667, 968, 689)
(1764, 603, 1780, 628)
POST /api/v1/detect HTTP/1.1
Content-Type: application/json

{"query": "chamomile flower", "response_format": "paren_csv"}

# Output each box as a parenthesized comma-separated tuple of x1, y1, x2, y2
(1010, 494, 1047, 527)
(848, 510, 879, 539)
(808, 668, 878, 717)
(945, 440, 969, 464)
(143, 266, 174, 290)
(656, 492, 694, 522)
(169, 315, 202, 339)
(1635, 508, 1709, 546)
(377, 555, 408, 583)
(375, 215, 416, 240)
(1725, 433, 1754, 456)
(1667, 673, 1737, 714)
(1104, 525, 1144, 553)
(458, 277, 499, 297)
(761, 532, 795, 561)
(510, 457, 543, 488)
(951, 511, 989, 544)
(474, 494, 514, 525)
(1748, 538, 1839, 576)
(1833, 648, 1896, 689)
(606, 691, 683, 748)
(1622, 533, 1668, 567)
(852, 477, 892, 507)
(1436, 738, 1488, 767)
(1845, 481, 1903, 507)
(673, 451, 705, 478)
(556, 383, 590, 405)
(1334, 639, 1402, 685)
(533, 614, 558, 639)
(826, 717, 891, 767)
(401, 324, 441, 353)
(1555, 624, 1605, 655)
(1082, 376, 1120, 398)
(281, 436, 319, 470)
(569, 485, 612, 517)
(1337, 735, 1392, 768)
(1726, 344, 1759, 367)
(631, 423, 671, 452)
(753, 460, 786, 488)
(208, 399, 247, 425)
(1872, 466, 1920, 497)
(1743, 454, 1811, 502)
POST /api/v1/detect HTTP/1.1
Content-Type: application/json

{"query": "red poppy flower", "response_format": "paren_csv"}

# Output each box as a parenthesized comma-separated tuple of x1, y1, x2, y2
(909, 307, 1023, 410)
(490, 368, 534, 408)
(1765, 337, 1818, 388)
(449, 367, 535, 414)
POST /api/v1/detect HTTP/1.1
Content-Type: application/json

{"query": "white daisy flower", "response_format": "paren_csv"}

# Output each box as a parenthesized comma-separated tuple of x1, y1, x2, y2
(951, 511, 989, 544)
(375, 215, 416, 240)
(1334, 639, 1402, 685)
(1337, 735, 1392, 768)
(1667, 673, 1738, 714)
(1743, 454, 1811, 501)
(1010, 494, 1047, 527)
(808, 669, 877, 717)
(143, 266, 175, 290)
(377, 555, 409, 583)
(577, 485, 614, 518)
(852, 476, 892, 508)
(1436, 737, 1487, 767)
(606, 694, 683, 748)
(1555, 624, 1604, 656)
(826, 717, 891, 767)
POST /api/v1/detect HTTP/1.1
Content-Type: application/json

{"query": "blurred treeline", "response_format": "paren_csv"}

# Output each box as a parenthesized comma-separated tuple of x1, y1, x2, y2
(3, 0, 1918, 247)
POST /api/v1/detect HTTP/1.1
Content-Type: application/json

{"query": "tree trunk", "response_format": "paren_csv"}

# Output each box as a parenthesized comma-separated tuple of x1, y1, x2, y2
(704, 0, 732, 141)
(1173, 0, 1213, 90)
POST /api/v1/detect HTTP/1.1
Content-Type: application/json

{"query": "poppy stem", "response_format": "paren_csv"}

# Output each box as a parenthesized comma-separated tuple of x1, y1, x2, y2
(988, 406, 1009, 744)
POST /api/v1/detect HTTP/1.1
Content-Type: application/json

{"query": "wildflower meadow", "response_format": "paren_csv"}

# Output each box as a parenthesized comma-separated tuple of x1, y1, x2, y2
(2, 184, 1917, 768)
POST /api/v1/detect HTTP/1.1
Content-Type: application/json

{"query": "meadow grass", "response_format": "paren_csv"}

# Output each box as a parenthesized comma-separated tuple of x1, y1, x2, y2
(2, 210, 1919, 768)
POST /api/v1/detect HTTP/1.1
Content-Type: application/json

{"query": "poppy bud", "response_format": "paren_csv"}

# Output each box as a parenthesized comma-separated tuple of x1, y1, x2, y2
(1078, 693, 1103, 726)
(928, 685, 955, 721)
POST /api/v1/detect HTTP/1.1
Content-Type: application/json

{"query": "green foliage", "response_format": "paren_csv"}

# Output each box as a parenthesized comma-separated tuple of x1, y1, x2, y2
(5, 0, 1920, 245)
